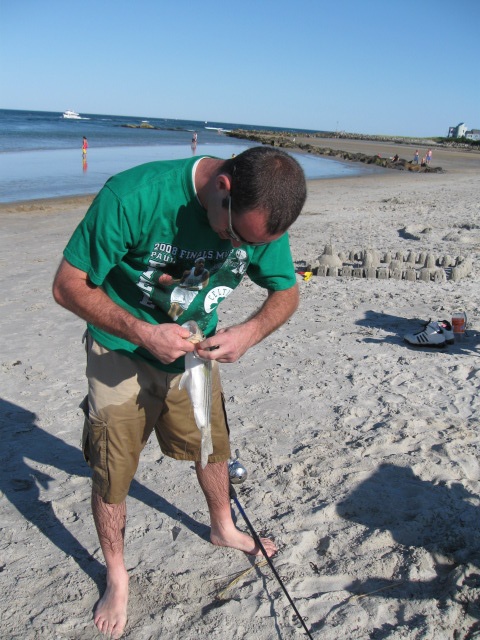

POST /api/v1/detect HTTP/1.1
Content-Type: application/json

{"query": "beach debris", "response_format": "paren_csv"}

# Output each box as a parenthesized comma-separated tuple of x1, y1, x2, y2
(303, 244, 471, 283)
(215, 559, 268, 600)
(297, 270, 313, 281)
(179, 321, 213, 468)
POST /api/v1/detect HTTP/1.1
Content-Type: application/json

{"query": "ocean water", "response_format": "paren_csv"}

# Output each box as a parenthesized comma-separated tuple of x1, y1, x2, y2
(0, 109, 376, 202)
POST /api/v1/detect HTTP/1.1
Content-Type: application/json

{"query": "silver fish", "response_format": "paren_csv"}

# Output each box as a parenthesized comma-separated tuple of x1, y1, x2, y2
(179, 320, 213, 468)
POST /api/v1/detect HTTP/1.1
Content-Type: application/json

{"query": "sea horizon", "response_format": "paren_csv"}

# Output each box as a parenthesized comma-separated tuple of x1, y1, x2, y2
(0, 109, 381, 203)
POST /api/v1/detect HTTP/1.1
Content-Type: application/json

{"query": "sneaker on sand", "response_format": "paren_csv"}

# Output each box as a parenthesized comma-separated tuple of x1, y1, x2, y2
(437, 319, 454, 344)
(404, 320, 448, 348)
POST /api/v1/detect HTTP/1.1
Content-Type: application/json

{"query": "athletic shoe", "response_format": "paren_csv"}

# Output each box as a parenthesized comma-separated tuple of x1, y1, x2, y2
(404, 320, 447, 348)
(437, 319, 454, 344)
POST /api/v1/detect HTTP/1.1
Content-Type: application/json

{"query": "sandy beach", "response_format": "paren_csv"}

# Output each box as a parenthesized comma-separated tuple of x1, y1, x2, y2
(1, 142, 480, 639)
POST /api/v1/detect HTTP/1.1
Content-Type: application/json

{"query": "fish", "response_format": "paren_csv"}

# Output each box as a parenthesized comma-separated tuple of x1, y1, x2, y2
(179, 320, 213, 468)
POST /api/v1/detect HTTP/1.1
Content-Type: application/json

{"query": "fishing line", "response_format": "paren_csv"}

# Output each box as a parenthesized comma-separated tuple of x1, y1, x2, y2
(229, 482, 314, 639)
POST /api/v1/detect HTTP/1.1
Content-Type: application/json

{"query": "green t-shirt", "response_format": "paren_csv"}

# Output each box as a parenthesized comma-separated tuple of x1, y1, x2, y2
(64, 156, 296, 372)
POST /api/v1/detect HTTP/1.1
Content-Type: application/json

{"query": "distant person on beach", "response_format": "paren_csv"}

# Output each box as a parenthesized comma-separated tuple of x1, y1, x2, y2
(421, 156, 427, 167)
(52, 146, 306, 639)
(82, 136, 88, 157)
(413, 150, 419, 164)
(426, 149, 432, 165)
(192, 131, 197, 144)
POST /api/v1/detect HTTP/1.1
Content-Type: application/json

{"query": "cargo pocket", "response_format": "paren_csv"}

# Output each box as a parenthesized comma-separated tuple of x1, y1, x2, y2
(82, 410, 109, 496)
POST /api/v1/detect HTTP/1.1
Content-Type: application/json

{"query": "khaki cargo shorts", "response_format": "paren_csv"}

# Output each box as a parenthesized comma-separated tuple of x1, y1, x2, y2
(81, 335, 231, 504)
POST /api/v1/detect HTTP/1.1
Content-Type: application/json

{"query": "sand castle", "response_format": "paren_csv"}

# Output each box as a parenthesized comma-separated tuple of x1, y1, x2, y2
(307, 244, 472, 282)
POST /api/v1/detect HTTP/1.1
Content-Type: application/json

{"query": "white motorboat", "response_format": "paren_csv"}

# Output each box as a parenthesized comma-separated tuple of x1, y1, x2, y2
(63, 110, 81, 119)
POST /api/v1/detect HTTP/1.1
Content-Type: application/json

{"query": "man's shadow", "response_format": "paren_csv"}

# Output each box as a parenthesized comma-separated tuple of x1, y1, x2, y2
(0, 397, 208, 591)
(311, 463, 480, 635)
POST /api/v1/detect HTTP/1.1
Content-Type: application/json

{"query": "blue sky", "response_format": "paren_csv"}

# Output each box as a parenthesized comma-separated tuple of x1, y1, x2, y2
(1, 0, 478, 137)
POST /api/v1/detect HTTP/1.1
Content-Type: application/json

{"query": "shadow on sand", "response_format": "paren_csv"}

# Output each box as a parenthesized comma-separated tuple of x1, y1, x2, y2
(0, 397, 209, 594)
(310, 463, 480, 636)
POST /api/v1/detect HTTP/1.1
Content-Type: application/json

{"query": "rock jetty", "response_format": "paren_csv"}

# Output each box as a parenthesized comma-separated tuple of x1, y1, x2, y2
(227, 130, 443, 173)
(121, 122, 159, 129)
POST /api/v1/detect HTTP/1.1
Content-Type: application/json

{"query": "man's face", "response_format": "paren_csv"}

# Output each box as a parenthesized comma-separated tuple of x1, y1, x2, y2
(209, 195, 282, 247)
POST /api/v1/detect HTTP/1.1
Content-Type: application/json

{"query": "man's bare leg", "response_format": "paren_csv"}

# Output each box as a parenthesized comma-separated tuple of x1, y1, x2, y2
(91, 492, 129, 639)
(195, 461, 277, 557)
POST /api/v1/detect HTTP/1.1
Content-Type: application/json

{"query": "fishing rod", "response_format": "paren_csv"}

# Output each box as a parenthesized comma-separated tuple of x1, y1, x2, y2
(229, 458, 314, 640)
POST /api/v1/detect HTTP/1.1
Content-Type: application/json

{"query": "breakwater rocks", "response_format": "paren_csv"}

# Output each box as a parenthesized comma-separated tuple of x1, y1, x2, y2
(304, 244, 471, 283)
(227, 130, 443, 173)
(121, 122, 159, 129)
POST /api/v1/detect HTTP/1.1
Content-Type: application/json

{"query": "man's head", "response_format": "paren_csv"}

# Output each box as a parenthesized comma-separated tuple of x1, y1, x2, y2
(220, 146, 307, 236)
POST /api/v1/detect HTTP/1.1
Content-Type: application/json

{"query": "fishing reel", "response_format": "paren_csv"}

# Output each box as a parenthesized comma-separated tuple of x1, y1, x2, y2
(228, 449, 248, 484)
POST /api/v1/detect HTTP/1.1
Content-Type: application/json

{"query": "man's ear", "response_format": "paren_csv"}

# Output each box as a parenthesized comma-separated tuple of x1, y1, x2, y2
(215, 173, 232, 193)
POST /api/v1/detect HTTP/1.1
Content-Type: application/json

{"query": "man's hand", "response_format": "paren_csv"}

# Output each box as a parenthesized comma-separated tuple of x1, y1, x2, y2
(196, 325, 254, 363)
(195, 285, 299, 363)
(141, 323, 195, 363)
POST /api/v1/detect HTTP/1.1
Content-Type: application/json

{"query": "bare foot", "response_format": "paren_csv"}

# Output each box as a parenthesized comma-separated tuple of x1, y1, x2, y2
(94, 568, 129, 639)
(210, 524, 277, 557)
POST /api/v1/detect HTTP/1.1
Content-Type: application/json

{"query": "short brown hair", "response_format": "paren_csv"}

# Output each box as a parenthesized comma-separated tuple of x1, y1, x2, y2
(221, 146, 306, 234)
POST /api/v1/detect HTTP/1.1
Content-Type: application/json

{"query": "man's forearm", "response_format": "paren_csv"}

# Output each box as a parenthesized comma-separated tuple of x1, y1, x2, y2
(52, 259, 148, 346)
(52, 258, 195, 364)
(243, 284, 299, 347)
(182, 284, 299, 363)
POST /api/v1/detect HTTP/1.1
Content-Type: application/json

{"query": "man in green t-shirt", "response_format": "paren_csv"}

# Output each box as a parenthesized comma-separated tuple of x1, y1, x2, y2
(53, 146, 306, 639)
